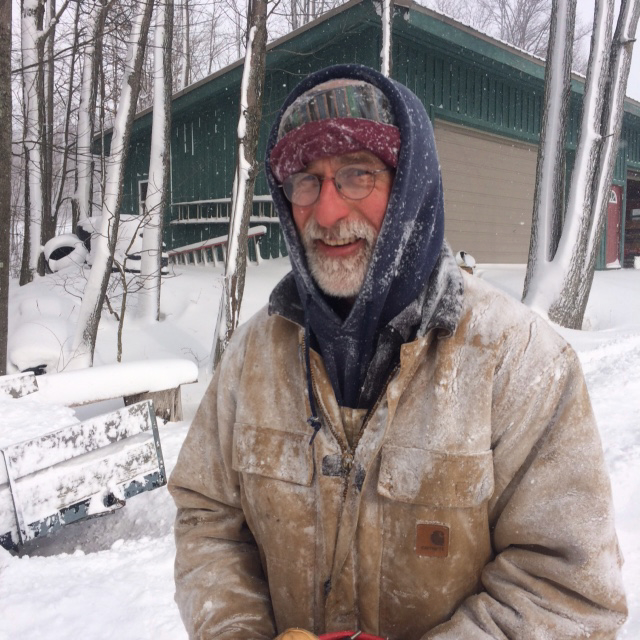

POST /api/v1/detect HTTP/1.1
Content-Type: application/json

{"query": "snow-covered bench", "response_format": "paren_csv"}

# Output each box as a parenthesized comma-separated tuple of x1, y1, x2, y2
(168, 224, 267, 267)
(27, 358, 199, 422)
(0, 400, 165, 551)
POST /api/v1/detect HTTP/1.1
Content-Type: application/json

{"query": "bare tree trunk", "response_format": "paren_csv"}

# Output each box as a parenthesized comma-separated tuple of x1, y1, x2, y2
(546, 0, 615, 326)
(98, 22, 107, 213)
(20, 0, 70, 283)
(70, 0, 154, 368)
(381, 0, 393, 76)
(41, 0, 55, 248)
(73, 0, 109, 229)
(178, 0, 190, 90)
(138, 0, 173, 322)
(207, 8, 221, 75)
(53, 0, 80, 227)
(212, 0, 267, 369)
(523, 0, 576, 298)
(0, 0, 11, 374)
(523, 0, 639, 329)
(21, 0, 46, 283)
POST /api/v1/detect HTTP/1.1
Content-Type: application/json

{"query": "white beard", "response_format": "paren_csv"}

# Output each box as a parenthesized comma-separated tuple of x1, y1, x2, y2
(301, 217, 378, 298)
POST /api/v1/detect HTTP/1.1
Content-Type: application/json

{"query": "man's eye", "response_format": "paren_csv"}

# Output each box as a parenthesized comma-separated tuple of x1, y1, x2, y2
(293, 174, 318, 190)
(342, 167, 370, 178)
(341, 167, 373, 185)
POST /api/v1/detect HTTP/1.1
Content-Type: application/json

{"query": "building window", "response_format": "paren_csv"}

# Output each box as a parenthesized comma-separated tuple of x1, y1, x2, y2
(139, 180, 148, 216)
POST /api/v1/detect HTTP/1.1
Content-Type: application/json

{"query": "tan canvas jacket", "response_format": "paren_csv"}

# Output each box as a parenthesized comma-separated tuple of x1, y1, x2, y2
(169, 273, 627, 639)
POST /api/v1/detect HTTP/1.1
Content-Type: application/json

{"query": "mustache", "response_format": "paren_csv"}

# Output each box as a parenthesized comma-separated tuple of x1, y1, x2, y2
(301, 217, 377, 245)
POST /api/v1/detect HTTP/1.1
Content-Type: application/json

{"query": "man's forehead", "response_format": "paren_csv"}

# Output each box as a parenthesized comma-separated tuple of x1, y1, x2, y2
(305, 150, 387, 171)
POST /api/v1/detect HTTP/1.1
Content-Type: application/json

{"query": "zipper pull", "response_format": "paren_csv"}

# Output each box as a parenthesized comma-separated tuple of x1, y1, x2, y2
(341, 451, 354, 473)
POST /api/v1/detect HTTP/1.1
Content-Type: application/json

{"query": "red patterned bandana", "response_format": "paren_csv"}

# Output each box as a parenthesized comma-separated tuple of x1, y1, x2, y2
(270, 79, 401, 183)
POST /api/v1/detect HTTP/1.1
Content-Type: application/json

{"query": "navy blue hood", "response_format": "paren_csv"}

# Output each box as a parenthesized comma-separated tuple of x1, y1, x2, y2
(266, 64, 445, 408)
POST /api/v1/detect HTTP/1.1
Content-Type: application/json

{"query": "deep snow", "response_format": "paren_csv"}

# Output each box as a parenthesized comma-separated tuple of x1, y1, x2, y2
(1, 258, 639, 639)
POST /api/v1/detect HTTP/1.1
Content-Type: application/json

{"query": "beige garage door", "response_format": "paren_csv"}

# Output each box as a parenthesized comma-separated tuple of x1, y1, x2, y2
(434, 121, 538, 264)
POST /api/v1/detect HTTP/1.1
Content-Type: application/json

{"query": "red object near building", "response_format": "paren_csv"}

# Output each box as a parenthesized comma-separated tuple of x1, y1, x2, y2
(606, 185, 623, 267)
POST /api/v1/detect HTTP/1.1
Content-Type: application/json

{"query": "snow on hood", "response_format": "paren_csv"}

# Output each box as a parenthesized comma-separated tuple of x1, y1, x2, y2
(265, 64, 445, 407)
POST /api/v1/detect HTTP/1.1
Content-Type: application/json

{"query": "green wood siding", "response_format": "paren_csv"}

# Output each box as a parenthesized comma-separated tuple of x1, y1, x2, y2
(624, 116, 640, 169)
(393, 36, 543, 143)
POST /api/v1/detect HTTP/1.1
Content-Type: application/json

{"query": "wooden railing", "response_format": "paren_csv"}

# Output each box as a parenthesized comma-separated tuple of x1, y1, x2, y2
(167, 225, 267, 267)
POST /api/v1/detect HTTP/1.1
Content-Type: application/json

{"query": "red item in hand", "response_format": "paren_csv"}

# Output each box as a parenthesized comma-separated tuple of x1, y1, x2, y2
(319, 633, 386, 640)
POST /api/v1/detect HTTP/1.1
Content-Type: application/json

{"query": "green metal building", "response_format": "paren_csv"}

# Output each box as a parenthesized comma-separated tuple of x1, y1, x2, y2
(118, 0, 640, 268)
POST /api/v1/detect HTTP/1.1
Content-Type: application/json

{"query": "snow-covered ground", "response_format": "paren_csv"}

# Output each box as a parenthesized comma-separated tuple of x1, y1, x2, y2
(1, 259, 639, 639)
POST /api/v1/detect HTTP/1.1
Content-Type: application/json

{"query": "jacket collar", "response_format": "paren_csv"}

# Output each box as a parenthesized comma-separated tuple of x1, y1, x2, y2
(269, 242, 464, 344)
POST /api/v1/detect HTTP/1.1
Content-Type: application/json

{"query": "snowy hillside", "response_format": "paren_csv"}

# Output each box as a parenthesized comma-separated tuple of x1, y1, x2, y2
(1, 259, 639, 639)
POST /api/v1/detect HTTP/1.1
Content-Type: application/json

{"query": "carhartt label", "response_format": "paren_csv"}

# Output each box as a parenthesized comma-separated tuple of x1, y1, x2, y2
(416, 523, 449, 557)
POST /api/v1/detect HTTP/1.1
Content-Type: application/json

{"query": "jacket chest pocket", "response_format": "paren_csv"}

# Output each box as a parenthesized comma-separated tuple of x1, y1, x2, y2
(377, 445, 494, 509)
(375, 446, 495, 634)
(232, 423, 316, 526)
(232, 423, 318, 629)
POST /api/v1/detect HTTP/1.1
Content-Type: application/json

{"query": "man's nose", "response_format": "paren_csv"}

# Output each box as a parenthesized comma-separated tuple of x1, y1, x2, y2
(312, 177, 351, 228)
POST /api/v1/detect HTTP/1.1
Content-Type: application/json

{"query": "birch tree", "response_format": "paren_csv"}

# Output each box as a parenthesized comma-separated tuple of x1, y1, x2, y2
(213, 0, 268, 368)
(381, 0, 393, 76)
(523, 0, 640, 328)
(0, 0, 11, 374)
(52, 0, 81, 231)
(523, 0, 576, 296)
(20, 0, 71, 284)
(138, 0, 174, 322)
(70, 0, 154, 368)
(72, 0, 110, 228)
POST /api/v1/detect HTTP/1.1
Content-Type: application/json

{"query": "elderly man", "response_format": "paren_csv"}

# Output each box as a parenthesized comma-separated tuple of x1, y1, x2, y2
(169, 65, 627, 640)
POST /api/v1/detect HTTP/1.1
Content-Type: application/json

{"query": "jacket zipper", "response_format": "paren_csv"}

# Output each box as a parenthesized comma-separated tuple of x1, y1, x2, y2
(302, 335, 400, 497)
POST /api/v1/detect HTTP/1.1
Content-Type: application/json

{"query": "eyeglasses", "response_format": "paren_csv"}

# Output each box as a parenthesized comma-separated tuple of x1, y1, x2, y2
(281, 166, 391, 206)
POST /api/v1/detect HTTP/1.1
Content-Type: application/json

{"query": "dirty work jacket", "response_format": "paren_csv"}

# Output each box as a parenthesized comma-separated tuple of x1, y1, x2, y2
(169, 273, 627, 639)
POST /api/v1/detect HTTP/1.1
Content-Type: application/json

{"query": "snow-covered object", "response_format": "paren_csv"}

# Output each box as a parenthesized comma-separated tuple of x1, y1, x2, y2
(213, 4, 268, 368)
(0, 400, 165, 551)
(77, 215, 168, 274)
(526, 0, 575, 278)
(0, 372, 38, 400)
(455, 250, 476, 271)
(522, 0, 639, 328)
(8, 316, 75, 373)
(43, 234, 88, 273)
(31, 358, 198, 408)
(7, 289, 78, 374)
